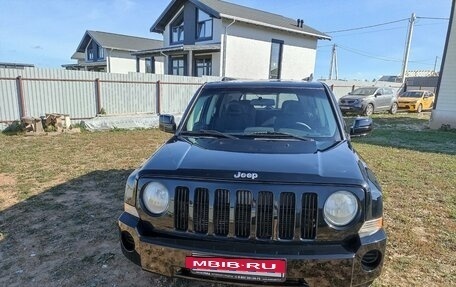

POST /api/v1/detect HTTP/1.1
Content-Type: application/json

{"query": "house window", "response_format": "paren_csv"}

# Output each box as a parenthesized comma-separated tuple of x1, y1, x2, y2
(171, 14, 184, 44)
(171, 57, 185, 75)
(195, 57, 212, 76)
(87, 40, 95, 61)
(88, 50, 94, 61)
(269, 39, 283, 79)
(196, 9, 212, 40)
(98, 46, 104, 59)
(145, 57, 154, 73)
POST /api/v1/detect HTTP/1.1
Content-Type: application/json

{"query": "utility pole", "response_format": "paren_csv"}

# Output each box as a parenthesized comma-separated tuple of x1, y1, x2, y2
(433, 56, 439, 73)
(328, 44, 338, 80)
(401, 13, 416, 83)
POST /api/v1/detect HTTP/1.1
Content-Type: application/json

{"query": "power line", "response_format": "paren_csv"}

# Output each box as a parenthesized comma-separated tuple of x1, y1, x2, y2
(416, 16, 449, 20)
(334, 44, 437, 66)
(324, 18, 409, 34)
(324, 15, 448, 34)
(330, 26, 405, 38)
(336, 44, 402, 62)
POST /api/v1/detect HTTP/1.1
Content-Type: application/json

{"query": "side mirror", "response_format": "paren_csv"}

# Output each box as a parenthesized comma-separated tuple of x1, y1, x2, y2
(350, 117, 373, 136)
(159, 114, 176, 133)
(374, 92, 381, 97)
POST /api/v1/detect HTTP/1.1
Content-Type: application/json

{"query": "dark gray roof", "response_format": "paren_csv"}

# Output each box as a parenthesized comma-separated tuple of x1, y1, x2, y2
(71, 52, 85, 60)
(0, 62, 35, 68)
(76, 31, 163, 53)
(151, 0, 329, 40)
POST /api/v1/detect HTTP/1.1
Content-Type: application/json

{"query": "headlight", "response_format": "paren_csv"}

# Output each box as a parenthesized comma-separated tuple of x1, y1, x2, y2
(142, 182, 169, 215)
(324, 191, 358, 226)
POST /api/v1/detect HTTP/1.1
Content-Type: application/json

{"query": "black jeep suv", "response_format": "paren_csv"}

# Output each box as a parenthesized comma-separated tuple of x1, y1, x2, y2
(118, 81, 386, 287)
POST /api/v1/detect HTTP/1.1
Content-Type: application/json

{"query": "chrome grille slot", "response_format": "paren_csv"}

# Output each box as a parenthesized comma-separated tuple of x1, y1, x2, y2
(256, 191, 273, 239)
(235, 190, 252, 238)
(278, 192, 295, 239)
(193, 188, 209, 234)
(213, 189, 230, 236)
(174, 186, 189, 231)
(301, 193, 318, 239)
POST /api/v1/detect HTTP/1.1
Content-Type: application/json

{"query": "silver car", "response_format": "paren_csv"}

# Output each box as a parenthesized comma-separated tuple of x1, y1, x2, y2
(338, 87, 398, 116)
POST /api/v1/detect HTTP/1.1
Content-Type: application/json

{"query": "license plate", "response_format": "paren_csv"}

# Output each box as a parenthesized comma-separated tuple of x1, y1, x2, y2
(340, 106, 350, 109)
(185, 256, 286, 281)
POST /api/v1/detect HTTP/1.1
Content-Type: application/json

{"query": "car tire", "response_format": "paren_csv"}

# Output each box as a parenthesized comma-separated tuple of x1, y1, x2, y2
(364, 104, 374, 116)
(417, 104, 423, 113)
(389, 102, 398, 114)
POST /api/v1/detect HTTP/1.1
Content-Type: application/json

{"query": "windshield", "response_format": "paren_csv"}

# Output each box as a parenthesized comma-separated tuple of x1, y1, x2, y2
(350, 87, 377, 96)
(181, 86, 341, 141)
(400, 91, 423, 98)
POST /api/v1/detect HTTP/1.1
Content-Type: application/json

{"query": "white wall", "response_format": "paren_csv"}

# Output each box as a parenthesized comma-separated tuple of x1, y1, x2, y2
(211, 52, 221, 77)
(108, 50, 137, 74)
(222, 20, 319, 80)
(430, 3, 456, 129)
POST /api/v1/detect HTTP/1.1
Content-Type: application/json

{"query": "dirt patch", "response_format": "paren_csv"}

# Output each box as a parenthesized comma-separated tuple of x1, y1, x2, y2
(0, 174, 16, 186)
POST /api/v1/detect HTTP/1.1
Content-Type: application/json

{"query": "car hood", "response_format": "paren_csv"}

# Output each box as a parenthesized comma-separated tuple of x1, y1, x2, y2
(398, 97, 420, 103)
(340, 95, 371, 101)
(138, 138, 366, 186)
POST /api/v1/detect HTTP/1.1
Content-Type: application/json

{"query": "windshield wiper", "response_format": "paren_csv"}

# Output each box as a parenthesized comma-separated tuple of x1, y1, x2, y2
(180, 130, 239, 139)
(246, 131, 313, 141)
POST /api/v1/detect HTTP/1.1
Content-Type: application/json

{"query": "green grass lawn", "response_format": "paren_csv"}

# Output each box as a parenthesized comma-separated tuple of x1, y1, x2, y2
(349, 113, 455, 286)
(0, 112, 455, 286)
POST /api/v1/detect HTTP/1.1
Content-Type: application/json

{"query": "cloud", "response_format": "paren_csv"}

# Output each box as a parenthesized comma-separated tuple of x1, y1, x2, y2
(114, 0, 136, 11)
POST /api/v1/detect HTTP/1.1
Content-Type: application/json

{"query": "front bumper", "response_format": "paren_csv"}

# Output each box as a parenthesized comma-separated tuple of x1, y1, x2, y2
(119, 212, 386, 287)
(397, 102, 417, 111)
(339, 105, 365, 114)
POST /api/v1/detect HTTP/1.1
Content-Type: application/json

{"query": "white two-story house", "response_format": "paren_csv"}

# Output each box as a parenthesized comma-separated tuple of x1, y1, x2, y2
(63, 30, 164, 74)
(134, 0, 329, 80)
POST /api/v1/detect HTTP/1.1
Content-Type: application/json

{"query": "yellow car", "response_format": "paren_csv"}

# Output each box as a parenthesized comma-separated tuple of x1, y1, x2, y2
(397, 90, 435, 112)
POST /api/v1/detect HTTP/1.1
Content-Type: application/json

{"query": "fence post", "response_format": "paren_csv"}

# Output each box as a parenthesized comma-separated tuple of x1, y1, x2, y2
(352, 85, 355, 92)
(330, 84, 334, 91)
(156, 80, 161, 114)
(16, 76, 26, 118)
(95, 78, 101, 114)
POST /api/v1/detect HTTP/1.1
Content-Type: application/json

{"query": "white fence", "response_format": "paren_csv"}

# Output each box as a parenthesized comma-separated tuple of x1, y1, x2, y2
(0, 67, 403, 130)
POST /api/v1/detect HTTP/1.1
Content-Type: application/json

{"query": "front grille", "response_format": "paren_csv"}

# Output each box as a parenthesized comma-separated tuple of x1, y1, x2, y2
(301, 193, 318, 239)
(213, 189, 230, 236)
(173, 187, 318, 241)
(174, 186, 189, 231)
(256, 191, 274, 239)
(193, 188, 209, 234)
(235, 190, 252, 238)
(278, 192, 296, 240)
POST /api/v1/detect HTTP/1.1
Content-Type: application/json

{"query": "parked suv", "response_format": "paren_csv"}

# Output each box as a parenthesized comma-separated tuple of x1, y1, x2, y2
(339, 87, 398, 116)
(118, 81, 386, 287)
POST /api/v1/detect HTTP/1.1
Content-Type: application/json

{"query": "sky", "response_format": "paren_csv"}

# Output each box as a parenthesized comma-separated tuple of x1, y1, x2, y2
(0, 0, 452, 81)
